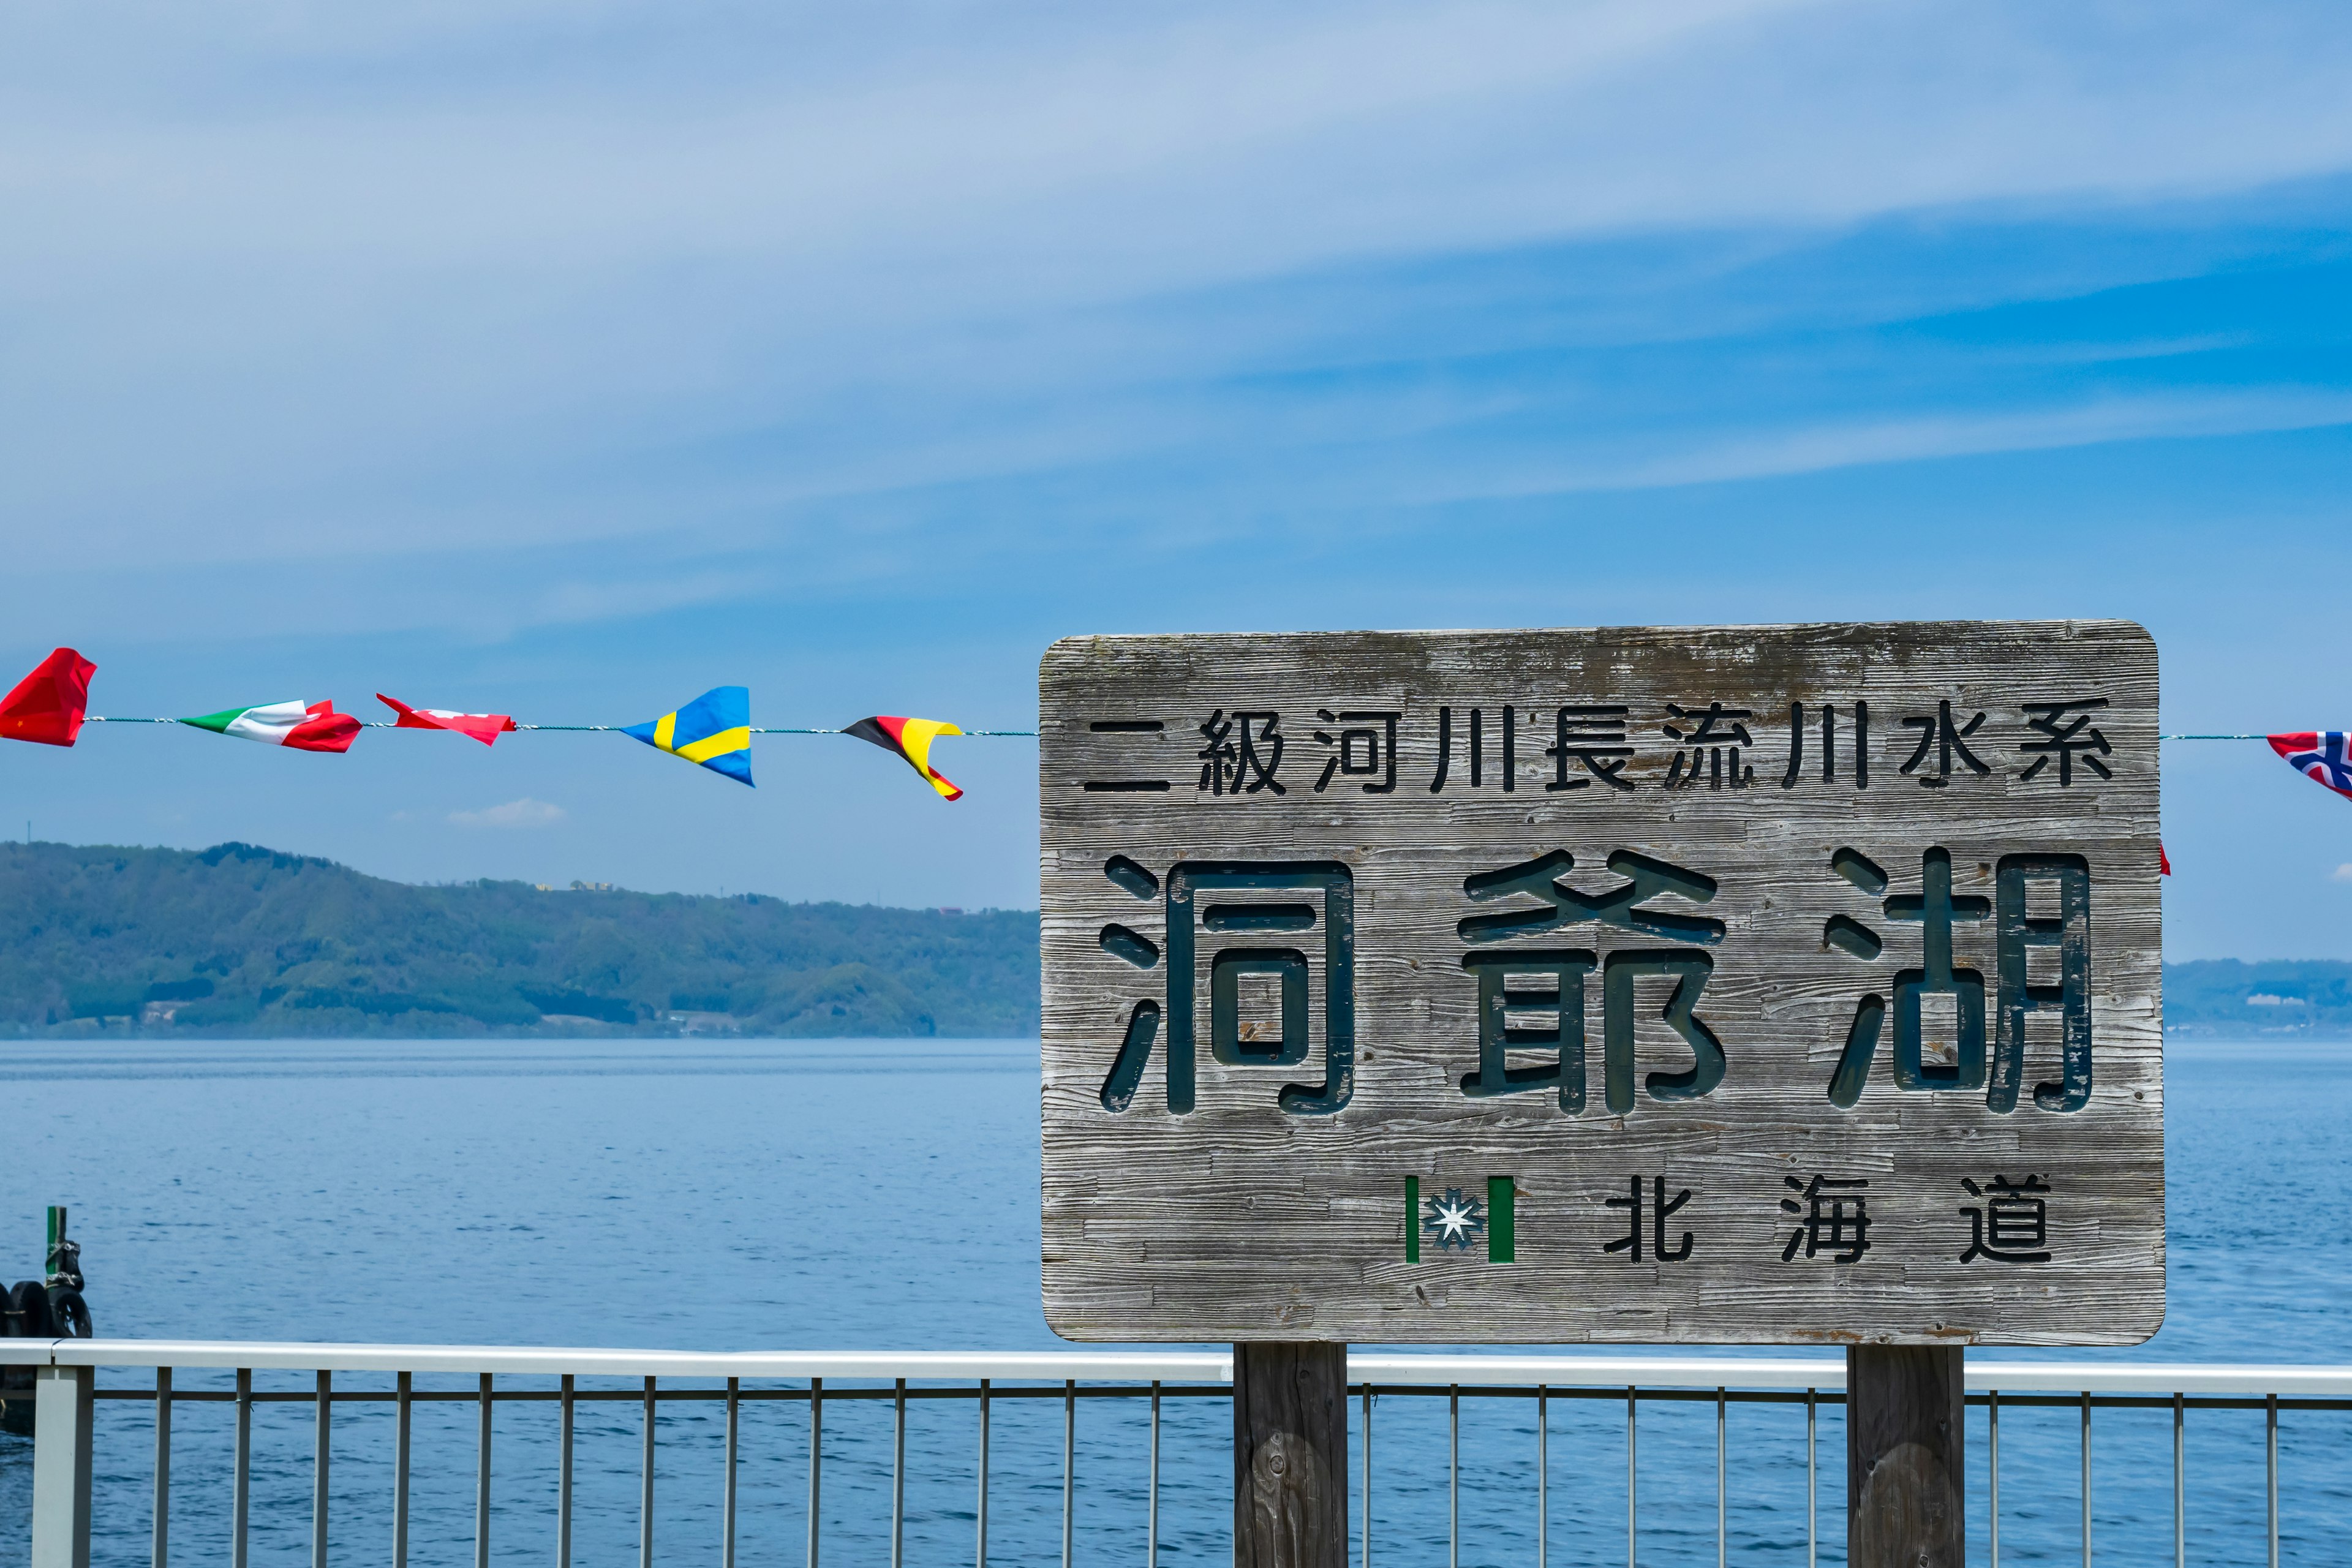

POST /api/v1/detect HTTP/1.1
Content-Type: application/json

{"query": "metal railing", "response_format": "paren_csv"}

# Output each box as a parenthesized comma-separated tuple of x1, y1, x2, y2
(15, 1341, 2350, 1567)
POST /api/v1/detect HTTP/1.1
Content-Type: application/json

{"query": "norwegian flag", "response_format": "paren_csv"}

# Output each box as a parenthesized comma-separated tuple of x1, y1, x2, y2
(2269, 733, 2352, 802)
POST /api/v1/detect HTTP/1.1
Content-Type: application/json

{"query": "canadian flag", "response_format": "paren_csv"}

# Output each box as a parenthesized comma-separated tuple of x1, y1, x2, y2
(378, 694, 518, 746)
(0, 648, 95, 747)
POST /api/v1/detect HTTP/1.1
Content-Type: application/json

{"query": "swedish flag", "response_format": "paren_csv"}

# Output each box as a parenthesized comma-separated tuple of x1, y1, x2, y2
(624, 686, 753, 786)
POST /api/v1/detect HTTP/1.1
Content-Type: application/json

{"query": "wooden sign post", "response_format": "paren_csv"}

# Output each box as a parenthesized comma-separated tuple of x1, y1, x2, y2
(1039, 622, 2162, 1566)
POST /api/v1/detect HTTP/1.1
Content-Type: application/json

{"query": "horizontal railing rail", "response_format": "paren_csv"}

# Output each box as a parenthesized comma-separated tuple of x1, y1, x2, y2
(14, 1340, 2343, 1568)
(24, 1337, 2352, 1395)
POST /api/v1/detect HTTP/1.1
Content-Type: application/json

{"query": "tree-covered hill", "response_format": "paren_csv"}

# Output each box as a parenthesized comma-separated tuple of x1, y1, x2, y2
(7, 839, 2348, 1041)
(2160, 959, 2352, 1038)
(0, 841, 1038, 1038)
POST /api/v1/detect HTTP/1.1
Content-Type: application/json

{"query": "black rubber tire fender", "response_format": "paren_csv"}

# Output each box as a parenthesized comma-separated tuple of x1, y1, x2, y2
(6, 1280, 53, 1338)
(45, 1287, 92, 1339)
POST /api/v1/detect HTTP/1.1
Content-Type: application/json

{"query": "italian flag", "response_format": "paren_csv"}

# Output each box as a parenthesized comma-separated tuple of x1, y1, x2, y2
(179, 699, 363, 753)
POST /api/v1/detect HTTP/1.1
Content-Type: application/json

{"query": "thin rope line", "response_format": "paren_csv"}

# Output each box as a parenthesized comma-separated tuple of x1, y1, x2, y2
(88, 717, 1038, 736)
(85, 714, 2264, 741)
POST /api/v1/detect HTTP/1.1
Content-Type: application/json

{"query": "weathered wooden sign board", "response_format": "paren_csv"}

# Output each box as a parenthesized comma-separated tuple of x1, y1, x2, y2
(1040, 620, 2162, 1346)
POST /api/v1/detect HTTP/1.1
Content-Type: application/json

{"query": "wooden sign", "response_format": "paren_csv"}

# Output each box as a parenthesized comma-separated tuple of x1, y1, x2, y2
(1040, 621, 2161, 1345)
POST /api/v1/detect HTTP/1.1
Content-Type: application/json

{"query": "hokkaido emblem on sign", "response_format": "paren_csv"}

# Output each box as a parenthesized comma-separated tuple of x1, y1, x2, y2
(1039, 621, 2162, 1346)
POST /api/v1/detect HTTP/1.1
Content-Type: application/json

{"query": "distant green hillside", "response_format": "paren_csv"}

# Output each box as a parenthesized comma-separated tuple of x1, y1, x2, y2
(2162, 959, 2352, 1038)
(3, 839, 2343, 1040)
(0, 842, 1037, 1038)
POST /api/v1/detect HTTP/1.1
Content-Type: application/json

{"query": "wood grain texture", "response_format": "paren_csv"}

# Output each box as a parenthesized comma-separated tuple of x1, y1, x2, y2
(1847, 1345, 1965, 1567)
(1232, 1343, 1348, 1568)
(1041, 622, 2162, 1344)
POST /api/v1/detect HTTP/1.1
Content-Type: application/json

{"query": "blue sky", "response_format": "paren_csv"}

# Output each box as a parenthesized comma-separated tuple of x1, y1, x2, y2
(2, 0, 2350, 956)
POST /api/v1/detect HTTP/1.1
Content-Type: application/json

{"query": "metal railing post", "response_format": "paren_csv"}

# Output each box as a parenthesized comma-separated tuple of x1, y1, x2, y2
(477, 1374, 494, 1568)
(2171, 1392, 2184, 1568)
(1989, 1389, 2000, 1568)
(723, 1378, 740, 1568)
(975, 1379, 989, 1568)
(1148, 1381, 1161, 1568)
(1061, 1379, 1076, 1568)
(1448, 1384, 1460, 1568)
(1626, 1387, 1637, 1568)
(807, 1378, 823, 1568)
(393, 1371, 411, 1568)
(557, 1374, 573, 1568)
(30, 1363, 94, 1568)
(233, 1368, 252, 1568)
(1806, 1387, 1817, 1568)
(1536, 1386, 1548, 1568)
(892, 1378, 907, 1568)
(153, 1367, 172, 1568)
(1361, 1383, 1372, 1568)
(2266, 1393, 2278, 1568)
(2079, 1390, 2092, 1568)
(313, 1370, 331, 1568)
(1716, 1386, 1726, 1568)
(640, 1378, 657, 1568)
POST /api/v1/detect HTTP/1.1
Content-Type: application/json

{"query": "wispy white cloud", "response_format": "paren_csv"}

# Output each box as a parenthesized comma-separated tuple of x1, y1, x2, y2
(5, 0, 2352, 632)
(449, 797, 566, 827)
(2332, 864, 2352, 883)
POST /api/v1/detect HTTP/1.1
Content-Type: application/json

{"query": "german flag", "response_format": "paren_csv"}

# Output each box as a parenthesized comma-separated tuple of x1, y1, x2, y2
(845, 716, 963, 801)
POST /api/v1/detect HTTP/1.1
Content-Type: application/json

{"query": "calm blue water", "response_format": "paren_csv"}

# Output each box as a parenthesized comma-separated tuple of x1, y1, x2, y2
(0, 1038, 2344, 1564)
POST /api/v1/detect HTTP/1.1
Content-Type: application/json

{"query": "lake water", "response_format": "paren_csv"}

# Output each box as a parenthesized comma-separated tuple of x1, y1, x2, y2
(0, 1038, 2344, 1564)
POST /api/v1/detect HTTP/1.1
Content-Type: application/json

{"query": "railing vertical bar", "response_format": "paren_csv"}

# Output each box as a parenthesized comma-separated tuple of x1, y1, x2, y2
(232, 1368, 251, 1568)
(1715, 1386, 1726, 1568)
(1989, 1389, 2000, 1568)
(891, 1378, 907, 1568)
(1448, 1384, 1460, 1568)
(2171, 1392, 2183, 1568)
(1147, 1381, 1161, 1568)
(1361, 1381, 1372, 1568)
(477, 1374, 493, 1568)
(1536, 1386, 1547, 1568)
(807, 1378, 823, 1568)
(152, 1367, 171, 1568)
(2266, 1393, 2278, 1568)
(974, 1379, 989, 1568)
(1061, 1380, 1075, 1568)
(1625, 1387, 1636, 1568)
(724, 1378, 740, 1568)
(313, 1370, 331, 1568)
(1805, 1388, 1816, 1568)
(639, 1377, 655, 1568)
(393, 1371, 410, 1568)
(2079, 1390, 2091, 1568)
(557, 1375, 573, 1568)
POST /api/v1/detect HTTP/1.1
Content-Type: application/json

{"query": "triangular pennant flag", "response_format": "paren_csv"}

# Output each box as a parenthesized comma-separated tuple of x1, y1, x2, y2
(2159, 842, 2171, 876)
(2267, 733, 2352, 802)
(845, 715, 964, 801)
(0, 648, 95, 747)
(180, 699, 361, 754)
(623, 686, 752, 786)
(379, 694, 517, 746)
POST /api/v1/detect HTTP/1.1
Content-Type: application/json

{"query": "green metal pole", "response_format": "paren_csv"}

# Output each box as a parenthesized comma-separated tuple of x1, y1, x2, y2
(45, 1207, 64, 1284)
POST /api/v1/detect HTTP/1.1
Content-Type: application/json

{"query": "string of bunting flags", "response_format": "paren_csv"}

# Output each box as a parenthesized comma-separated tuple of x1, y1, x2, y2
(4, 644, 2351, 816)
(0, 647, 1028, 801)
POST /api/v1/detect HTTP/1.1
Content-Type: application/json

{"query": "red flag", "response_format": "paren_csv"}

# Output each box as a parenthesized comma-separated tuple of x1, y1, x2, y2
(0, 648, 95, 747)
(378, 694, 517, 747)
(2159, 842, 2171, 876)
